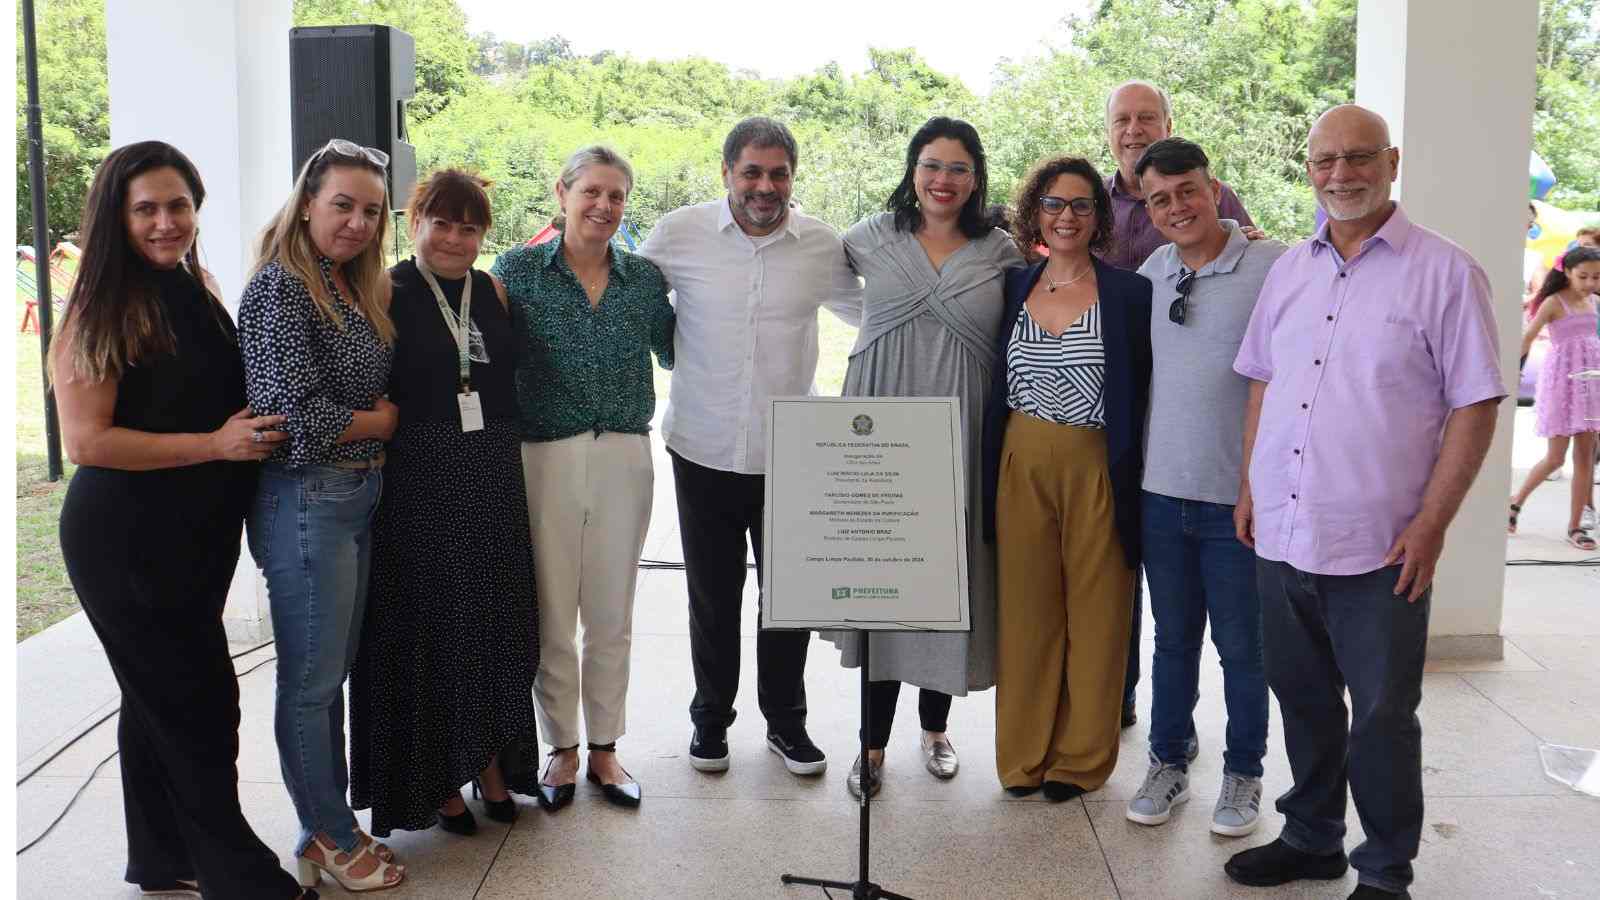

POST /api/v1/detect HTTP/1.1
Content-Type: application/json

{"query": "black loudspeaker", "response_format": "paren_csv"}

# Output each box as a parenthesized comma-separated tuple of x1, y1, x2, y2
(289, 24, 418, 209)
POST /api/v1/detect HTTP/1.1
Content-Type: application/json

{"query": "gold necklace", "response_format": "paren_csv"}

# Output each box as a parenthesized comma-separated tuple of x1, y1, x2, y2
(1044, 263, 1093, 292)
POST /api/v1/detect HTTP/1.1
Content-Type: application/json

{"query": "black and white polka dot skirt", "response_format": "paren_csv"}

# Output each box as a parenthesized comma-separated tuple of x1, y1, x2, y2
(350, 416, 540, 836)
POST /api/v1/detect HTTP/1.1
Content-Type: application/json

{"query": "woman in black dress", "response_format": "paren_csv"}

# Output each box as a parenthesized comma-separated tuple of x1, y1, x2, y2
(53, 141, 312, 899)
(349, 169, 540, 839)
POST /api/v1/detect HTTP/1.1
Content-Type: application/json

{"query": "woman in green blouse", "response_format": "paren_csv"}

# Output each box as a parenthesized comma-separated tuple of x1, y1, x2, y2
(491, 145, 674, 812)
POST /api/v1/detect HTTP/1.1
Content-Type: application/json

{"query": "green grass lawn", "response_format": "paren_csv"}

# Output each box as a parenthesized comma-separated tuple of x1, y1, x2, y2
(16, 319, 79, 642)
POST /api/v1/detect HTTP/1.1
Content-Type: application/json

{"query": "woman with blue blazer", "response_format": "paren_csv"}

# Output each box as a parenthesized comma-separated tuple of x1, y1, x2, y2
(982, 155, 1152, 801)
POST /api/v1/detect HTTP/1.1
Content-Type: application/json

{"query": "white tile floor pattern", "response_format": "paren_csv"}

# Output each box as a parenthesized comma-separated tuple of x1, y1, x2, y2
(16, 409, 1600, 899)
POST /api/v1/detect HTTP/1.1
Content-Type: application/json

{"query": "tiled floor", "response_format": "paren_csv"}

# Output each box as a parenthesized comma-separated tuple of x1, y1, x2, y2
(16, 409, 1599, 899)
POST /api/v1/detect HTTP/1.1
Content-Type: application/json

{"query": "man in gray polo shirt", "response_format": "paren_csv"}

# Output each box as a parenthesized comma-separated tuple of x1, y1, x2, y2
(1125, 137, 1287, 837)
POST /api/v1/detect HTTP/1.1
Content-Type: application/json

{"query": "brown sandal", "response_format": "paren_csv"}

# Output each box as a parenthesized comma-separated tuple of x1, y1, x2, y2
(1568, 528, 1596, 551)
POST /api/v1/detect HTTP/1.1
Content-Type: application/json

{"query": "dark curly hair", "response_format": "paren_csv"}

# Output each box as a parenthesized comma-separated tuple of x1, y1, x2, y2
(886, 116, 992, 239)
(1010, 156, 1113, 263)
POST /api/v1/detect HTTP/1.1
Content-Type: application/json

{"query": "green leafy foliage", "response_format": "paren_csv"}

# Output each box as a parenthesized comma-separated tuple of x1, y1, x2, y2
(14, 0, 1600, 254)
(15, 0, 108, 246)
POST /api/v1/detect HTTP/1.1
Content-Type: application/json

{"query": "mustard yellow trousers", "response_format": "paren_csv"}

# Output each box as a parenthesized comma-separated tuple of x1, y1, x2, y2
(994, 412, 1134, 790)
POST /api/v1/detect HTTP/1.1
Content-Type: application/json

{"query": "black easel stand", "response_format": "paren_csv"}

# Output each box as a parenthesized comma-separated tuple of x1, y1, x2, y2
(780, 634, 914, 900)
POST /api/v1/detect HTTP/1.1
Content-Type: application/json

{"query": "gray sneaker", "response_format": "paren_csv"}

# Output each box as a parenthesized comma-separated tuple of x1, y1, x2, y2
(1211, 772, 1262, 837)
(1125, 759, 1189, 826)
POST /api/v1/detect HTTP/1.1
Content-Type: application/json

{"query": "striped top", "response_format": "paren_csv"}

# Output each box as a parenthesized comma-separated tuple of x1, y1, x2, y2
(1005, 302, 1107, 428)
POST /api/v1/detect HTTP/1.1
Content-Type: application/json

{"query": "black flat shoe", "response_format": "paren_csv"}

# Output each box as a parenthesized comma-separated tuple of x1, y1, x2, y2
(536, 749, 577, 812)
(586, 767, 642, 808)
(1004, 784, 1041, 797)
(436, 804, 477, 835)
(1042, 780, 1086, 802)
(1225, 837, 1348, 887)
(1349, 886, 1410, 900)
(138, 880, 200, 897)
(473, 778, 518, 823)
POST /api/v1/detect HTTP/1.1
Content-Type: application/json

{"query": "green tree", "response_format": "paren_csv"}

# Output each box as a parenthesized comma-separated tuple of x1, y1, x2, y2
(1535, 0, 1600, 209)
(293, 0, 474, 120)
(15, 0, 108, 245)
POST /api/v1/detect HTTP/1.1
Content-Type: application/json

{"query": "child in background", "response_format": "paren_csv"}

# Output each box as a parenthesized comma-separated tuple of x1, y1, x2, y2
(1511, 246, 1600, 548)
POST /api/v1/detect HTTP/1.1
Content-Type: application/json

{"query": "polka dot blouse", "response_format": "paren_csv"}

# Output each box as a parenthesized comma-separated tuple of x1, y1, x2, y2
(237, 257, 394, 466)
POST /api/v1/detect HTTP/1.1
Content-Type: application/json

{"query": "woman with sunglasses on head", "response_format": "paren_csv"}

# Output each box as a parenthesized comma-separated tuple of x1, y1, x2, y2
(825, 117, 1023, 799)
(54, 141, 312, 900)
(238, 138, 404, 892)
(349, 169, 540, 838)
(982, 155, 1151, 800)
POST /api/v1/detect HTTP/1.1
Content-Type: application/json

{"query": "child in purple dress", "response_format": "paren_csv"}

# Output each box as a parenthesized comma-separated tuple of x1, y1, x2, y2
(1510, 246, 1600, 549)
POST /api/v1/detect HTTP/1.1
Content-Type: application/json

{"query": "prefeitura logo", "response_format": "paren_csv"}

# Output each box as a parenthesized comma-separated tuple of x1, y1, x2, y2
(851, 414, 874, 436)
(829, 587, 899, 601)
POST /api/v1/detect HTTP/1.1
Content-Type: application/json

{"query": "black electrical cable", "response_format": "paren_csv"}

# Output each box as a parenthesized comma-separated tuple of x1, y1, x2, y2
(27, 544, 1580, 857)
(14, 639, 275, 788)
(15, 640, 278, 856)
(1505, 557, 1600, 566)
(15, 749, 120, 855)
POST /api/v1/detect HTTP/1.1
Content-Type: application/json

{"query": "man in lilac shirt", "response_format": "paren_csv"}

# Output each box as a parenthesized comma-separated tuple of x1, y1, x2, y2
(1102, 79, 1260, 728)
(1224, 106, 1504, 900)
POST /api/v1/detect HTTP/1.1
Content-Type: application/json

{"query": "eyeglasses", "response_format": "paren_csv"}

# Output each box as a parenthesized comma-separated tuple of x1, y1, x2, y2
(1039, 195, 1095, 217)
(313, 138, 390, 169)
(1306, 146, 1392, 172)
(1168, 269, 1195, 325)
(915, 159, 974, 180)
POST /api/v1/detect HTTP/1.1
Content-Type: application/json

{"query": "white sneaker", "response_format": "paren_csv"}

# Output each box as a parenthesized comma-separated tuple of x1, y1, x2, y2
(1126, 759, 1189, 826)
(1582, 506, 1597, 533)
(1211, 772, 1262, 837)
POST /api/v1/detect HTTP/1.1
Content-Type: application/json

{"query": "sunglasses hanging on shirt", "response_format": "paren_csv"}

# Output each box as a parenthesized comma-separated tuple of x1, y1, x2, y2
(1169, 269, 1195, 325)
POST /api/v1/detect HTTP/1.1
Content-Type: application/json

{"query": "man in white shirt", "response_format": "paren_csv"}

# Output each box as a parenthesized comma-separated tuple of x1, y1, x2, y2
(638, 117, 861, 776)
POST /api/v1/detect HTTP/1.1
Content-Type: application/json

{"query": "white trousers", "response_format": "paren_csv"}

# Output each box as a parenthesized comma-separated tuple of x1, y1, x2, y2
(521, 432, 653, 748)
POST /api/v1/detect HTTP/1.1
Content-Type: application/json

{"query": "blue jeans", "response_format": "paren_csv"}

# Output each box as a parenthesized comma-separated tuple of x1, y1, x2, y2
(1141, 491, 1267, 777)
(248, 463, 381, 856)
(1258, 558, 1429, 894)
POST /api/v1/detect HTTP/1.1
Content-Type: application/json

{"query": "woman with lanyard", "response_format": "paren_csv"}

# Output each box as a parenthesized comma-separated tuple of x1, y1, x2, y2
(492, 145, 674, 811)
(350, 169, 540, 841)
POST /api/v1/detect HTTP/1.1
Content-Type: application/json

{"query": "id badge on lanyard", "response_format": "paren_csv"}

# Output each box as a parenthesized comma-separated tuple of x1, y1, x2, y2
(417, 259, 484, 432)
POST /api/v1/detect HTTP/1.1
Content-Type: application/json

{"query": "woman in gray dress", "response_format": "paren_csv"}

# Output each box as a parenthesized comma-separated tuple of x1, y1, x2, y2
(828, 117, 1023, 797)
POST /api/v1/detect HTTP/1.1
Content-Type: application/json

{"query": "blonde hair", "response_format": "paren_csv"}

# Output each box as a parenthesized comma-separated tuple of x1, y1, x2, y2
(252, 147, 395, 344)
(559, 145, 634, 195)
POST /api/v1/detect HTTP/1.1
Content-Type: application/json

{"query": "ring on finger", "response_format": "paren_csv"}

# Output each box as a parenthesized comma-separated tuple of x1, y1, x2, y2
(251, 431, 263, 443)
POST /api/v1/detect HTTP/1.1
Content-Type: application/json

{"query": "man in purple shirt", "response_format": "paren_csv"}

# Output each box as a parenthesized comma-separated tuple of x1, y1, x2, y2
(1101, 80, 1257, 273)
(1102, 79, 1261, 729)
(1225, 105, 1504, 900)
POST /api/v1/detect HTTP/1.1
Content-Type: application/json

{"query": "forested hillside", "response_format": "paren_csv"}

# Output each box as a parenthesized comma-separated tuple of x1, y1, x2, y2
(17, 0, 1600, 249)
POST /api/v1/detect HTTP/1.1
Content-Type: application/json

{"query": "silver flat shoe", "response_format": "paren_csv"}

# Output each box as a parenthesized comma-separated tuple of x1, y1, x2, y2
(921, 733, 959, 779)
(846, 753, 882, 799)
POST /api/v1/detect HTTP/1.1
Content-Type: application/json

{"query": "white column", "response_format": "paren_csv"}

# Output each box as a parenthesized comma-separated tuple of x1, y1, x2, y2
(108, 0, 292, 641)
(1357, 0, 1540, 658)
